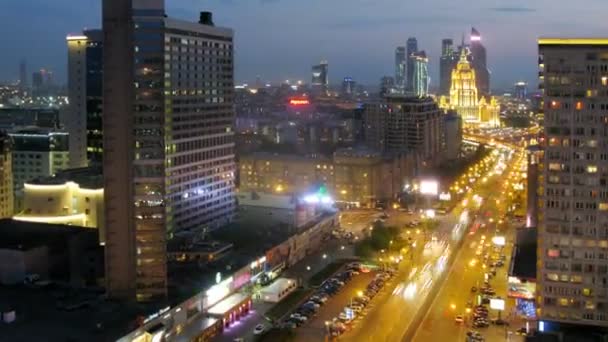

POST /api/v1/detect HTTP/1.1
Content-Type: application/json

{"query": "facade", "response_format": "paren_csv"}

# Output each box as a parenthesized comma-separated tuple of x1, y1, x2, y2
(410, 51, 429, 97)
(311, 60, 329, 95)
(0, 136, 13, 218)
(439, 49, 500, 127)
(406, 37, 418, 92)
(14, 167, 104, 243)
(470, 27, 490, 96)
(238, 149, 415, 207)
(439, 39, 459, 95)
(395, 46, 407, 92)
(538, 38, 608, 328)
(363, 95, 444, 164)
(103, 0, 235, 302)
(66, 30, 103, 168)
(444, 110, 462, 161)
(9, 129, 70, 194)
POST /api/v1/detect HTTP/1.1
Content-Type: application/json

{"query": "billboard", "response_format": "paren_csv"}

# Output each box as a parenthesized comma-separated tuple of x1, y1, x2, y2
(420, 180, 439, 195)
(490, 298, 505, 311)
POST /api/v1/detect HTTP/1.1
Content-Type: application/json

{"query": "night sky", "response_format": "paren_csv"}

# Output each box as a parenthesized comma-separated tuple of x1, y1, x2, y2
(1, 0, 606, 89)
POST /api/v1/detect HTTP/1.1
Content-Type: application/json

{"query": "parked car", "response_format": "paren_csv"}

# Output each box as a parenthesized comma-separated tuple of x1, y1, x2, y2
(253, 324, 265, 335)
(455, 315, 464, 323)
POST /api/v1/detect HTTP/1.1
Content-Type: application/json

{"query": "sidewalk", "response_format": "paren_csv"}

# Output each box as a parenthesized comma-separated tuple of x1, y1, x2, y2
(213, 239, 356, 342)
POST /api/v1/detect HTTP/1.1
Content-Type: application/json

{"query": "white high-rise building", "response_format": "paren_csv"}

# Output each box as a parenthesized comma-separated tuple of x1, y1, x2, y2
(538, 38, 608, 328)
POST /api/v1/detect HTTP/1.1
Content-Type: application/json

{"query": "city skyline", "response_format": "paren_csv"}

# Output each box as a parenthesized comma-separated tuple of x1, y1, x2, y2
(2, 0, 607, 89)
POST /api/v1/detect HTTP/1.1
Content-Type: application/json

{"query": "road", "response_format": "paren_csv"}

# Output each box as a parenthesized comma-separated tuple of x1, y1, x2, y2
(412, 149, 527, 342)
(337, 148, 517, 342)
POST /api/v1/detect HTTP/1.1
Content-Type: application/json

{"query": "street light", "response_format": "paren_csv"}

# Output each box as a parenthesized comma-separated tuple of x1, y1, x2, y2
(322, 254, 327, 259)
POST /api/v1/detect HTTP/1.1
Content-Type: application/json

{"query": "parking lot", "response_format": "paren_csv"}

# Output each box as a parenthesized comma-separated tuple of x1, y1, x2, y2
(275, 263, 396, 342)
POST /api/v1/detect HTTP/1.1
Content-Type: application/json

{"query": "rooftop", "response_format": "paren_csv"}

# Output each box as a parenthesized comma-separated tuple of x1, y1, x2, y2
(538, 38, 608, 46)
(0, 218, 98, 251)
(26, 166, 103, 189)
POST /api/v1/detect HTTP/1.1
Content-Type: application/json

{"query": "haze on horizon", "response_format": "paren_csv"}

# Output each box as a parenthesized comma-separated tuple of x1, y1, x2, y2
(1, 0, 606, 90)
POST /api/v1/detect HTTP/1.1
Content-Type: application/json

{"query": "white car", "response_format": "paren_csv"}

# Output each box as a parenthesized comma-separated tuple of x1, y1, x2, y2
(253, 324, 265, 335)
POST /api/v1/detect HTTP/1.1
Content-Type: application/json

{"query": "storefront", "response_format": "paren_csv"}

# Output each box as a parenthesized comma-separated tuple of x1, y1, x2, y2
(173, 317, 221, 342)
(206, 292, 252, 329)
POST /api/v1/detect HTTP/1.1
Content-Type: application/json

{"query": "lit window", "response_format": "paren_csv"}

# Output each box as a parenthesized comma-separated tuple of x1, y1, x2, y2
(585, 301, 595, 309)
(583, 288, 592, 296)
(600, 203, 608, 211)
(548, 163, 561, 171)
(587, 165, 598, 173)
(559, 298, 569, 306)
(547, 249, 560, 258)
(576, 102, 584, 110)
(602, 76, 608, 86)
(547, 273, 559, 281)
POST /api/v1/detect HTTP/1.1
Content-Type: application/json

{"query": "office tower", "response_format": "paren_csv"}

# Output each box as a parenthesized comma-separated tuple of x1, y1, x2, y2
(406, 37, 418, 91)
(9, 129, 70, 193)
(311, 60, 329, 95)
(19, 59, 27, 91)
(380, 76, 395, 96)
(363, 95, 444, 162)
(538, 38, 608, 328)
(440, 39, 458, 95)
(395, 46, 407, 92)
(342, 77, 356, 96)
(103, 0, 235, 301)
(66, 30, 103, 168)
(410, 51, 429, 97)
(0, 135, 13, 217)
(514, 81, 528, 100)
(449, 49, 479, 123)
(469, 28, 490, 96)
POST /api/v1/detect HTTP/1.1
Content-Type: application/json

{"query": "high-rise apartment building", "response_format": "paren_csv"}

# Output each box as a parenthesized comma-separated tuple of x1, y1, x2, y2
(410, 51, 429, 97)
(364, 95, 444, 163)
(538, 38, 608, 328)
(440, 39, 459, 95)
(66, 30, 103, 168)
(395, 46, 407, 92)
(103, 0, 235, 301)
(470, 28, 490, 96)
(312, 60, 329, 95)
(406, 37, 418, 92)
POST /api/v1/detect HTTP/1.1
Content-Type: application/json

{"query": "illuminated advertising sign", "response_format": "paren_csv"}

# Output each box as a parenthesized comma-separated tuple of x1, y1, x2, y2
(492, 236, 506, 246)
(289, 98, 310, 106)
(490, 298, 505, 311)
(206, 277, 233, 307)
(419, 180, 439, 195)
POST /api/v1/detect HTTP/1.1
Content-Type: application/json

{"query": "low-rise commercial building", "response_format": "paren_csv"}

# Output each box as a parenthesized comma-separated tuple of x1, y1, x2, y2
(13, 167, 104, 243)
(0, 219, 102, 286)
(239, 148, 416, 207)
(9, 129, 70, 209)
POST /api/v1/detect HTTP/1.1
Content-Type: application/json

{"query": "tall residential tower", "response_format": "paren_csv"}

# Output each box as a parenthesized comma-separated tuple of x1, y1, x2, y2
(538, 38, 608, 329)
(103, 0, 235, 301)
